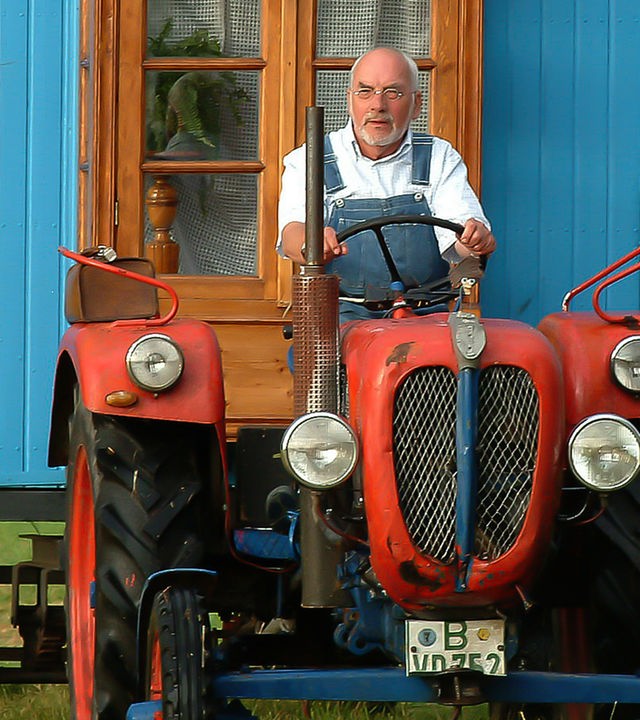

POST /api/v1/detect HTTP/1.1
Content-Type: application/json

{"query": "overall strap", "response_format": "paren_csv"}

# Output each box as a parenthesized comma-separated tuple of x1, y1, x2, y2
(324, 135, 346, 193)
(411, 133, 434, 186)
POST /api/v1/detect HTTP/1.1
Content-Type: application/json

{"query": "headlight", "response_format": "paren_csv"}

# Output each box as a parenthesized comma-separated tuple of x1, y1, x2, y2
(568, 414, 640, 492)
(611, 336, 640, 393)
(126, 334, 184, 392)
(281, 412, 358, 489)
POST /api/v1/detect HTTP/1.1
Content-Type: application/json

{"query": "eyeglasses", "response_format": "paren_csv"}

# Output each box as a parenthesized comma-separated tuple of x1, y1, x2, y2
(349, 87, 409, 101)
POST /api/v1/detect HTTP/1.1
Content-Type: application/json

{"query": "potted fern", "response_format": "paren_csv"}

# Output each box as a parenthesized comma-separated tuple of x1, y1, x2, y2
(146, 19, 249, 160)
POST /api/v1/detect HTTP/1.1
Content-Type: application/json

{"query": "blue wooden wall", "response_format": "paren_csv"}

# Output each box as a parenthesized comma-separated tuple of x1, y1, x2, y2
(482, 0, 640, 323)
(2, 0, 639, 486)
(0, 0, 77, 487)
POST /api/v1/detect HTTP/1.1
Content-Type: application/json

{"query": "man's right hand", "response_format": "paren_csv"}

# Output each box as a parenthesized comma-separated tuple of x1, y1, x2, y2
(323, 226, 348, 262)
(282, 222, 348, 264)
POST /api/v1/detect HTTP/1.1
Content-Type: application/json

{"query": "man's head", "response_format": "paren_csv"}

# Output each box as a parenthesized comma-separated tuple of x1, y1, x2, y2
(347, 47, 422, 160)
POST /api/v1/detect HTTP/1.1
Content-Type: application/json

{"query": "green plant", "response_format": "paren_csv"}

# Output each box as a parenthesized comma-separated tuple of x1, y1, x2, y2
(146, 18, 249, 155)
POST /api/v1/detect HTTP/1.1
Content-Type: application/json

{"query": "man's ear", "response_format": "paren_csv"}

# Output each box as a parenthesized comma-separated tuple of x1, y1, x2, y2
(412, 91, 423, 120)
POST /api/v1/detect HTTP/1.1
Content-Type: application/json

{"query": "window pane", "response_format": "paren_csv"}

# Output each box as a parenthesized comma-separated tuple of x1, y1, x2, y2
(316, 70, 431, 134)
(147, 0, 261, 58)
(316, 0, 431, 58)
(145, 174, 258, 275)
(145, 70, 260, 160)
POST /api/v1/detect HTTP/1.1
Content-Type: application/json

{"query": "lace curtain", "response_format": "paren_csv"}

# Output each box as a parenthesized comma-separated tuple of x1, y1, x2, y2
(145, 0, 431, 275)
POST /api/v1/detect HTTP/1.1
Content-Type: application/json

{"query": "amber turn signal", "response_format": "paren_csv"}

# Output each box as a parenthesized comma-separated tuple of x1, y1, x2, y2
(105, 390, 138, 408)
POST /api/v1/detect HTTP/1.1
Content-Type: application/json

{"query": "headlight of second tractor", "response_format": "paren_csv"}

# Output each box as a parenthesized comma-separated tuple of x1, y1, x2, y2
(568, 414, 640, 492)
(611, 336, 640, 393)
(126, 334, 184, 392)
(281, 412, 358, 489)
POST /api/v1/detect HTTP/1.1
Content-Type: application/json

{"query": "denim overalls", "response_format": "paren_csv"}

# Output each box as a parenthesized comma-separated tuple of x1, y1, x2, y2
(324, 134, 449, 323)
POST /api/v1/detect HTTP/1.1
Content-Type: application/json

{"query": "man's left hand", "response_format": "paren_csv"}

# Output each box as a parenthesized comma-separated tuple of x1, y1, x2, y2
(458, 219, 496, 255)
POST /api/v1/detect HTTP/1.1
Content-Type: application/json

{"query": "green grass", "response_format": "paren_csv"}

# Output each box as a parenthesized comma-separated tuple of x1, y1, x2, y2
(0, 522, 488, 719)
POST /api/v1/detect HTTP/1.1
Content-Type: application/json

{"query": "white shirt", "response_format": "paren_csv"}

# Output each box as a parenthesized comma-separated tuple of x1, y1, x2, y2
(277, 122, 490, 261)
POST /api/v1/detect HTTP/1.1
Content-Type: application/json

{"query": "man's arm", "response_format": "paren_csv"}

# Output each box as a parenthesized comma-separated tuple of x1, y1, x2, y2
(430, 140, 496, 259)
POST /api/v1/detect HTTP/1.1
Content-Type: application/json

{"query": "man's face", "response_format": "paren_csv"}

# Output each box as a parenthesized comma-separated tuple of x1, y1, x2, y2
(348, 49, 423, 159)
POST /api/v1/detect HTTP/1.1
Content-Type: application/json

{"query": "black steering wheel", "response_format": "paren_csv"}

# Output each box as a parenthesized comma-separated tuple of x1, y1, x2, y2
(335, 214, 467, 310)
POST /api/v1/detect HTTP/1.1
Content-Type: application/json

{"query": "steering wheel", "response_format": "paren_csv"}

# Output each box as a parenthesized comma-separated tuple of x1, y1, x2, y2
(335, 214, 466, 310)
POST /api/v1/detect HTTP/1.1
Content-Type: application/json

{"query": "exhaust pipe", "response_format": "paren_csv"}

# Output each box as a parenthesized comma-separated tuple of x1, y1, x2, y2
(292, 107, 349, 607)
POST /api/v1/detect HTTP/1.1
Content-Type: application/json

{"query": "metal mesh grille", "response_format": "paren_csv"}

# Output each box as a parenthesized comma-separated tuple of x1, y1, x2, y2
(476, 366, 539, 560)
(392, 365, 539, 564)
(394, 368, 458, 563)
(292, 274, 340, 416)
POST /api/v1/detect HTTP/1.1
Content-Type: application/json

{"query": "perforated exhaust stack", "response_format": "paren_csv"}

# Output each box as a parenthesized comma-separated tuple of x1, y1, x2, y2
(292, 107, 347, 608)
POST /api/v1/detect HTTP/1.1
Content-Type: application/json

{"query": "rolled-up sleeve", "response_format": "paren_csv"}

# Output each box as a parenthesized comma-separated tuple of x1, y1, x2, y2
(277, 146, 307, 257)
(429, 140, 491, 260)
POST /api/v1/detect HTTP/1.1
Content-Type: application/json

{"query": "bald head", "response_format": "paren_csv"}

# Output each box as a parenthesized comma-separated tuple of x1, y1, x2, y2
(349, 48, 419, 92)
(347, 47, 422, 160)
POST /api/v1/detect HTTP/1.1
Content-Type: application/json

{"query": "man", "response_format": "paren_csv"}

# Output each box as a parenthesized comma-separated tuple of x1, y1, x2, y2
(277, 47, 496, 320)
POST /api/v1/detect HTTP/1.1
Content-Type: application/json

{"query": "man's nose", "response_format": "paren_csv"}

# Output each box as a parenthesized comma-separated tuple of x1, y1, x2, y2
(368, 92, 386, 110)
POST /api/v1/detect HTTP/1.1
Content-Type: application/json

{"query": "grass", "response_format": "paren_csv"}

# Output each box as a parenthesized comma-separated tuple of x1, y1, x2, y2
(0, 522, 68, 719)
(0, 522, 488, 719)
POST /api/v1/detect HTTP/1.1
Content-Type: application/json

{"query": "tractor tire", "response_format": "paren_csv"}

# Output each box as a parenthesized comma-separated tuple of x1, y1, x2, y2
(145, 586, 213, 719)
(590, 484, 640, 720)
(65, 394, 221, 720)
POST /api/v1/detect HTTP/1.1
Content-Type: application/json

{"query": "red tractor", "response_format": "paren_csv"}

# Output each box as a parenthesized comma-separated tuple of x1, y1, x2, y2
(49, 113, 640, 719)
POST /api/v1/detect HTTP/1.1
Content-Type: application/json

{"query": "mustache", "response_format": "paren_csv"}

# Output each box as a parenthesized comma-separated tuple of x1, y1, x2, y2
(363, 111, 394, 124)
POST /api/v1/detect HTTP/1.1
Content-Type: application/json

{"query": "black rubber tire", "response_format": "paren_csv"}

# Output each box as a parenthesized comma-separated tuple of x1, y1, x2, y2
(65, 394, 221, 720)
(145, 586, 212, 719)
(590, 486, 640, 720)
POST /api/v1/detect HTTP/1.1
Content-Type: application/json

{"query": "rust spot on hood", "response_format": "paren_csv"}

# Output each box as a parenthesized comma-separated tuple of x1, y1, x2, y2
(386, 342, 414, 366)
(399, 560, 443, 590)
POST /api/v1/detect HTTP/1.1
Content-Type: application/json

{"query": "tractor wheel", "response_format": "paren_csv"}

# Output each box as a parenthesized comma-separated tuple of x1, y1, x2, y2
(145, 586, 213, 719)
(590, 497, 640, 720)
(65, 394, 220, 720)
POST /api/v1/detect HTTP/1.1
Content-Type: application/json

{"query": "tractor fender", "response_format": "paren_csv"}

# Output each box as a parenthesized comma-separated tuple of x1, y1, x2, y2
(48, 318, 226, 467)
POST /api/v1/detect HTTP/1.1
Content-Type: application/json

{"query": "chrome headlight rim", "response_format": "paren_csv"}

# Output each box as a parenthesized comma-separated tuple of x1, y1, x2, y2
(281, 411, 359, 490)
(568, 413, 640, 492)
(126, 333, 184, 392)
(610, 336, 640, 394)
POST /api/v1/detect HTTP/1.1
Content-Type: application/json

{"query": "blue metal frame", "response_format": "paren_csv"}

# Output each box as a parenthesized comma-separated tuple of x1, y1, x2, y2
(126, 668, 640, 719)
(455, 367, 480, 590)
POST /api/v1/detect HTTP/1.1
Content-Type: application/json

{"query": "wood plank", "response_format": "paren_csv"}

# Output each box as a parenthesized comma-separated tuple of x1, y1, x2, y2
(212, 323, 294, 427)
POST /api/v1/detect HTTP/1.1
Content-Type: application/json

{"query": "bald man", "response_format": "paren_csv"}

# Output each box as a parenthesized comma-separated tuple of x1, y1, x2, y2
(278, 47, 495, 321)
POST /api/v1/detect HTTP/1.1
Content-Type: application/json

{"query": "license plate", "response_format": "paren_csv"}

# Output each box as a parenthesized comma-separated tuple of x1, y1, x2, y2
(405, 619, 506, 676)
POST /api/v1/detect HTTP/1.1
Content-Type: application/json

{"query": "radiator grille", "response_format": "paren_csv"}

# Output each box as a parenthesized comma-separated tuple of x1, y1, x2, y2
(476, 366, 539, 560)
(393, 366, 539, 563)
(393, 367, 458, 563)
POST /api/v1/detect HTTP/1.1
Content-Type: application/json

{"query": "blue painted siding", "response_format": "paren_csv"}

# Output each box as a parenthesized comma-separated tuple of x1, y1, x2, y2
(0, 0, 77, 487)
(482, 0, 640, 323)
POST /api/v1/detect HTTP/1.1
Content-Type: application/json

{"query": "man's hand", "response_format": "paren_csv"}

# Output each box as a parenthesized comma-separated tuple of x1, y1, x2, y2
(322, 226, 348, 262)
(456, 218, 496, 256)
(282, 222, 348, 264)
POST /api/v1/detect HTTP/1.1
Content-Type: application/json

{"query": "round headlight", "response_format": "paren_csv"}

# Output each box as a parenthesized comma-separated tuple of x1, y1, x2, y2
(568, 414, 640, 492)
(281, 412, 358, 489)
(611, 336, 640, 393)
(126, 334, 184, 392)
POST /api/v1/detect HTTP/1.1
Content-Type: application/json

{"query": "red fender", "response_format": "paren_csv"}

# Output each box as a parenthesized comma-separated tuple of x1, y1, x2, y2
(48, 318, 227, 469)
(539, 311, 640, 425)
(55, 318, 225, 423)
